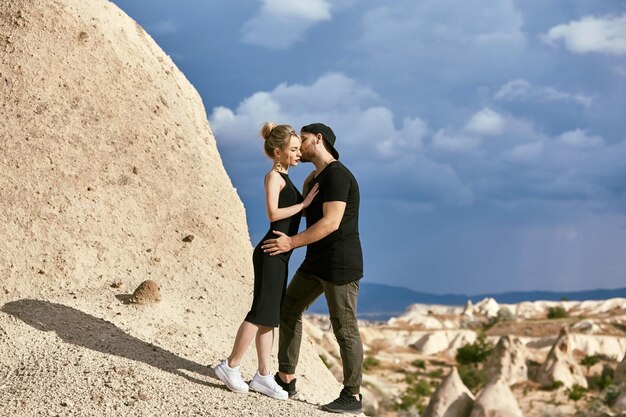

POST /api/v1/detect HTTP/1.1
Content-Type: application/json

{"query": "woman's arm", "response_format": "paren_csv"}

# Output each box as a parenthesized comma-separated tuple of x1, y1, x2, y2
(265, 171, 318, 222)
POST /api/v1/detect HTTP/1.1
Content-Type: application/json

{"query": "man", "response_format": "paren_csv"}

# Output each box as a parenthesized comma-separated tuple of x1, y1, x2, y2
(262, 123, 364, 414)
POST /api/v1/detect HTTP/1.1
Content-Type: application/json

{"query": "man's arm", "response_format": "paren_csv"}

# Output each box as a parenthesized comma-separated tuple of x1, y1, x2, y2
(262, 201, 346, 255)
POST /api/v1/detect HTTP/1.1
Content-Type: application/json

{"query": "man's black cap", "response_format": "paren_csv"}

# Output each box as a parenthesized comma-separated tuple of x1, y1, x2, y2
(301, 123, 339, 160)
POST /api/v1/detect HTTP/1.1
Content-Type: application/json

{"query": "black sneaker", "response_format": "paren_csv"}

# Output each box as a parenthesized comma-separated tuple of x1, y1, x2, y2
(274, 372, 297, 397)
(321, 388, 363, 415)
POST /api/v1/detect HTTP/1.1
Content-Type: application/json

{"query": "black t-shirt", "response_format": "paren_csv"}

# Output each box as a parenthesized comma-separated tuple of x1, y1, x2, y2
(298, 161, 363, 284)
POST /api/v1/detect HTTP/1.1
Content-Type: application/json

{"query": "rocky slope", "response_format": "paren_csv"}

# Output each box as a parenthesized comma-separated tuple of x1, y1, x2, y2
(0, 0, 340, 415)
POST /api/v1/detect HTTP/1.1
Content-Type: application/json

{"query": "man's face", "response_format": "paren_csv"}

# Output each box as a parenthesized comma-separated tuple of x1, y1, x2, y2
(299, 132, 318, 162)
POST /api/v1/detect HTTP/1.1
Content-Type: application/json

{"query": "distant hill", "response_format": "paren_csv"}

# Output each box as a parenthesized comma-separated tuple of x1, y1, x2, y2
(307, 282, 626, 320)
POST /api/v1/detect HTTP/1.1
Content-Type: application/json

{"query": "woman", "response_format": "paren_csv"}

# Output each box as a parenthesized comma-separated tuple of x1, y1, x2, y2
(213, 123, 318, 400)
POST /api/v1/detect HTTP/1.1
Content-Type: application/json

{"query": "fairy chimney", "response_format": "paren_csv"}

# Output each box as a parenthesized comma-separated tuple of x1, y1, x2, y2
(485, 335, 528, 386)
(423, 367, 475, 417)
(536, 327, 587, 389)
(469, 379, 523, 417)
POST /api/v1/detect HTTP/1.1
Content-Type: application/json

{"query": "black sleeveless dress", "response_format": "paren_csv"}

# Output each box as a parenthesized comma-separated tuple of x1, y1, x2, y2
(245, 172, 303, 327)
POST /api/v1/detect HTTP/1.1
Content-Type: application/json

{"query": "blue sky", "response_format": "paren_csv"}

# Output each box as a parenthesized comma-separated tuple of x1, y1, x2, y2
(111, 0, 626, 294)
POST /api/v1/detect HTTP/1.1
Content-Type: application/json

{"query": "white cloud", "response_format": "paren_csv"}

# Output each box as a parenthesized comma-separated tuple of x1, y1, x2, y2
(464, 108, 506, 136)
(209, 73, 474, 204)
(241, 0, 331, 49)
(376, 116, 428, 158)
(503, 142, 544, 163)
(428, 108, 511, 154)
(558, 129, 604, 149)
(209, 72, 624, 210)
(210, 92, 281, 151)
(262, 0, 331, 20)
(544, 14, 626, 56)
(494, 79, 592, 107)
(209, 73, 424, 160)
(209, 73, 378, 150)
(271, 73, 378, 113)
(430, 130, 482, 153)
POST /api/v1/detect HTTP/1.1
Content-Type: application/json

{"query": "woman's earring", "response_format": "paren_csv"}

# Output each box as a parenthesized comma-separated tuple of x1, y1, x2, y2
(273, 159, 284, 172)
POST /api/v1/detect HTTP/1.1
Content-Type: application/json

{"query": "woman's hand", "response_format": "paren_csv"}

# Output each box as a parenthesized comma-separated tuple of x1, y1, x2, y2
(302, 183, 319, 209)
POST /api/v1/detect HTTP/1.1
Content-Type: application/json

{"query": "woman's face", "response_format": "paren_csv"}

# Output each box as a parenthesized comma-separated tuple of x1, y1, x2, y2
(275, 135, 302, 167)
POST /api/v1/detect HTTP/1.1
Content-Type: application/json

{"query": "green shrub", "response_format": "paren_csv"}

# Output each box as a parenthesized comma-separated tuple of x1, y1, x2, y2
(580, 355, 599, 375)
(568, 384, 586, 401)
(496, 307, 515, 322)
(539, 380, 564, 391)
(600, 364, 614, 383)
(395, 378, 432, 413)
(590, 375, 613, 391)
(411, 359, 426, 369)
(455, 335, 493, 392)
(428, 368, 444, 379)
(526, 359, 542, 381)
(589, 364, 614, 391)
(604, 384, 624, 407)
(547, 306, 568, 319)
(458, 364, 489, 392)
(363, 356, 381, 371)
(404, 371, 417, 385)
(549, 380, 564, 390)
(486, 307, 516, 328)
(456, 334, 494, 366)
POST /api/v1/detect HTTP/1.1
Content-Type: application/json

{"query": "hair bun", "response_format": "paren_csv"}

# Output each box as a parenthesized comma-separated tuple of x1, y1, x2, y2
(260, 122, 277, 140)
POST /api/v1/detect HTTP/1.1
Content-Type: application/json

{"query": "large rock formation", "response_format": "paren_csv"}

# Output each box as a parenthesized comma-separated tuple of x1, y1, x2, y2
(1, 0, 245, 296)
(0, 1, 339, 415)
(413, 332, 453, 356)
(389, 312, 448, 329)
(474, 298, 500, 319)
(423, 367, 474, 417)
(447, 332, 479, 357)
(567, 333, 626, 359)
(536, 327, 587, 388)
(485, 336, 528, 386)
(469, 379, 523, 417)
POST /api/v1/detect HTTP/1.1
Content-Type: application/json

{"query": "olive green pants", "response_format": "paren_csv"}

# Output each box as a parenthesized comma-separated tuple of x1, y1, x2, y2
(278, 270, 363, 395)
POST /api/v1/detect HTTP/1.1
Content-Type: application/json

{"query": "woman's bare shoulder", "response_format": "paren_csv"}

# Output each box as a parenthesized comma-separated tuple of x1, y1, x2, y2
(265, 169, 286, 186)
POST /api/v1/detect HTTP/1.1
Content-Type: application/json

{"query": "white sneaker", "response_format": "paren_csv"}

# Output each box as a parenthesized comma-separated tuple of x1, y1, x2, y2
(213, 359, 249, 394)
(249, 371, 288, 400)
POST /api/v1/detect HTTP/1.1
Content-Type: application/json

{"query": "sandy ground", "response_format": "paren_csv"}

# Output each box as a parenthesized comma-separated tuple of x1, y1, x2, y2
(0, 288, 344, 416)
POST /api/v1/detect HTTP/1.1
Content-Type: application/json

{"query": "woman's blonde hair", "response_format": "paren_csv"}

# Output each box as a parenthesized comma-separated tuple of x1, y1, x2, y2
(260, 122, 298, 159)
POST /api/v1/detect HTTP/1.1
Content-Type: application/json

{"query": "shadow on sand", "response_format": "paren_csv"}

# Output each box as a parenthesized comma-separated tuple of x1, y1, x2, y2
(1, 299, 223, 389)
